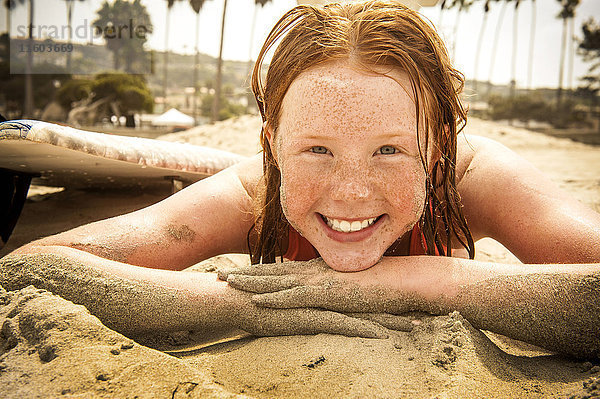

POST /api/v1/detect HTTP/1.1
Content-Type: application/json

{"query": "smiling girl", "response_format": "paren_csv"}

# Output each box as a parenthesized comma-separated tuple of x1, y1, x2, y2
(2, 1, 600, 358)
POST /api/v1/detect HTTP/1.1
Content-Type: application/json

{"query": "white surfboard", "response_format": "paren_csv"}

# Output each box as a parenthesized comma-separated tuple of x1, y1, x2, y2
(0, 120, 248, 190)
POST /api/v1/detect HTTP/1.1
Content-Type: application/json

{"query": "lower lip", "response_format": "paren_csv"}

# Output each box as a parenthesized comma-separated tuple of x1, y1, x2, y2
(318, 214, 384, 243)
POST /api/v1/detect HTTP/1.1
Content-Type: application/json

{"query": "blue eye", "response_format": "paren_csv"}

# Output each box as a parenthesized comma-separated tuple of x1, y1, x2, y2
(310, 146, 329, 154)
(378, 146, 398, 155)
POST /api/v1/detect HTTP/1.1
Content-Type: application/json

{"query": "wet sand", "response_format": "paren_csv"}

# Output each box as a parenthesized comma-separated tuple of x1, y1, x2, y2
(1, 115, 599, 397)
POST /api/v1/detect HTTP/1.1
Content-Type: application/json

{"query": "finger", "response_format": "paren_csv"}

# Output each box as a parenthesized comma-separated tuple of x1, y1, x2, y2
(346, 313, 414, 332)
(217, 263, 298, 281)
(252, 286, 373, 313)
(251, 286, 323, 308)
(227, 274, 301, 293)
(245, 308, 389, 339)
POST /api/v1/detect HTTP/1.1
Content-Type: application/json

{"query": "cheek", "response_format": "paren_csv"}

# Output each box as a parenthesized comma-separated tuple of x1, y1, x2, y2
(278, 160, 325, 226)
(382, 161, 427, 219)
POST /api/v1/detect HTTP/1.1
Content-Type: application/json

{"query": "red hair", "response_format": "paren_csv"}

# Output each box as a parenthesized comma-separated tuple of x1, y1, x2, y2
(249, 0, 474, 263)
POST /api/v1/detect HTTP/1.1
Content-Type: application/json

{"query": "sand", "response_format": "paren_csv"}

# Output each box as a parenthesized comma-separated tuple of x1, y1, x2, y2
(1, 115, 600, 397)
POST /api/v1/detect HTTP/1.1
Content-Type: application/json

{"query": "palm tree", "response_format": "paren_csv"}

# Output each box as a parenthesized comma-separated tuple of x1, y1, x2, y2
(447, 0, 474, 63)
(437, 0, 447, 31)
(473, 0, 491, 96)
(163, 0, 183, 110)
(93, 0, 153, 73)
(63, 0, 85, 71)
(24, 0, 34, 118)
(246, 0, 271, 111)
(556, 0, 580, 104)
(510, 0, 521, 97)
(190, 0, 206, 122)
(212, 0, 227, 122)
(526, 0, 536, 90)
(486, 0, 508, 97)
(567, 12, 575, 92)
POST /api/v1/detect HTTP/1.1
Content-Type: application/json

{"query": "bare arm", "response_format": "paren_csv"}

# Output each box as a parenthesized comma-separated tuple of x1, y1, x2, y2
(221, 136, 600, 357)
(0, 250, 388, 339)
(2, 155, 391, 339)
(12, 155, 263, 270)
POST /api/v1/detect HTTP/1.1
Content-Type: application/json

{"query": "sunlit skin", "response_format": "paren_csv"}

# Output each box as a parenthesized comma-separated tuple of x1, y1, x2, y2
(267, 61, 431, 272)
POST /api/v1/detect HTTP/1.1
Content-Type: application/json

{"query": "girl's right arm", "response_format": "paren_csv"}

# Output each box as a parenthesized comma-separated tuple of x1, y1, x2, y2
(10, 154, 263, 270)
(1, 155, 388, 339)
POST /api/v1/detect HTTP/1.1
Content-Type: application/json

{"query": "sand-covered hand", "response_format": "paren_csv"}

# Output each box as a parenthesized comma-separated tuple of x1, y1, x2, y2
(229, 295, 390, 338)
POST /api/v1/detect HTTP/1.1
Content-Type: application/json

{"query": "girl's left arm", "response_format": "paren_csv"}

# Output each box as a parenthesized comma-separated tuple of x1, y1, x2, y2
(223, 136, 600, 358)
(222, 257, 600, 358)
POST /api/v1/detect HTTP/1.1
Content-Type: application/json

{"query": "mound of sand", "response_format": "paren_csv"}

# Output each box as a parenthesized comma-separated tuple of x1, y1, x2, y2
(1, 116, 600, 397)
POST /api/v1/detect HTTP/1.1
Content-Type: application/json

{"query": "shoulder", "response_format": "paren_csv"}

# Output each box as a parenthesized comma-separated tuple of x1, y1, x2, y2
(228, 153, 264, 201)
(454, 134, 600, 263)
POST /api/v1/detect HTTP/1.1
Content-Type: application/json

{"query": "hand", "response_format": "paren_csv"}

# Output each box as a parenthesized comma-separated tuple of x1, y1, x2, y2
(218, 258, 427, 316)
(225, 288, 392, 338)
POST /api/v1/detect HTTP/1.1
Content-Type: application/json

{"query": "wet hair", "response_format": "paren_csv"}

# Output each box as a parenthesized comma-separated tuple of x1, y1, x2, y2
(249, 0, 474, 264)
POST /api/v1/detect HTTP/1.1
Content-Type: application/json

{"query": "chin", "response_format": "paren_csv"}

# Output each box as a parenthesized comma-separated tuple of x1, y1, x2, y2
(320, 251, 383, 272)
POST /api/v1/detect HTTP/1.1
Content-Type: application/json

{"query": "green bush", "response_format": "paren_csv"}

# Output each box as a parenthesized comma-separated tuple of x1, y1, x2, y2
(56, 79, 93, 109)
(91, 73, 153, 113)
(487, 95, 588, 128)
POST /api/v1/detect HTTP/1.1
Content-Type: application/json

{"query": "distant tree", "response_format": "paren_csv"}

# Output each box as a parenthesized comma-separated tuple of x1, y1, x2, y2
(91, 73, 153, 115)
(473, 0, 491, 95)
(527, 0, 536, 90)
(578, 18, 600, 130)
(162, 0, 184, 107)
(190, 0, 208, 122)
(487, 0, 508, 97)
(510, 0, 521, 97)
(556, 0, 580, 104)
(212, 0, 228, 123)
(92, 0, 153, 73)
(24, 0, 34, 117)
(55, 79, 92, 110)
(445, 0, 474, 63)
(63, 0, 85, 70)
(246, 0, 272, 111)
(3, 0, 25, 37)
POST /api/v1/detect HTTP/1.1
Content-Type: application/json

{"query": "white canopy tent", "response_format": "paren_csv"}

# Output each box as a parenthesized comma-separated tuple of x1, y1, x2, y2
(151, 108, 195, 127)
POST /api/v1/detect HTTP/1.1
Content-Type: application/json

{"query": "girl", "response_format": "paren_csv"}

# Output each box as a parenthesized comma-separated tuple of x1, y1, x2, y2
(2, 1, 600, 358)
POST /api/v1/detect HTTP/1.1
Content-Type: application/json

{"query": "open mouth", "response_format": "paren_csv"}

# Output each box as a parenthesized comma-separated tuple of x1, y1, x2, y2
(319, 214, 384, 233)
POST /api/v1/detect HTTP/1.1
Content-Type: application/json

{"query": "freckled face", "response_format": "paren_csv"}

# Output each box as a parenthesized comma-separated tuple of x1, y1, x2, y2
(272, 62, 428, 272)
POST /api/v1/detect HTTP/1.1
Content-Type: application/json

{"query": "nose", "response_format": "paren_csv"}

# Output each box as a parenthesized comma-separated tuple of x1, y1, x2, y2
(329, 160, 373, 202)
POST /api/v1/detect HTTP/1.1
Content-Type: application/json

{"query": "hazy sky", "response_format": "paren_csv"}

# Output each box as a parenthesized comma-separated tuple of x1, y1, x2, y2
(3, 0, 600, 89)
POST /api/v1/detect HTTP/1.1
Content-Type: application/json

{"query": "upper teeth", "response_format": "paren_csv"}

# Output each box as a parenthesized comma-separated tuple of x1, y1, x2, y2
(324, 216, 377, 233)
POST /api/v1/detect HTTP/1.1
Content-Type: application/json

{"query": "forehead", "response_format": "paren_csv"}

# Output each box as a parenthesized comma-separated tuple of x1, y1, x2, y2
(278, 61, 417, 138)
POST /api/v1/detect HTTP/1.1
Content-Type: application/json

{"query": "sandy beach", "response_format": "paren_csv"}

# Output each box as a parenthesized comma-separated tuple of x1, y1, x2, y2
(1, 115, 599, 398)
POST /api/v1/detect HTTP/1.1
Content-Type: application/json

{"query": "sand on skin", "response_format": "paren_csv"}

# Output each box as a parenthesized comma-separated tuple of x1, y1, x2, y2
(1, 115, 600, 398)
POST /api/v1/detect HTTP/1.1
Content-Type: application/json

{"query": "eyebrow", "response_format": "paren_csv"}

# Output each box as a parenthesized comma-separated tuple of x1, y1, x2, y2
(298, 131, 416, 142)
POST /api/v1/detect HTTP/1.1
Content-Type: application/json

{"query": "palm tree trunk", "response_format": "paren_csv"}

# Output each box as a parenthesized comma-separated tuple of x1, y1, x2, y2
(567, 15, 575, 94)
(163, 4, 171, 110)
(5, 2, 10, 36)
(487, 1, 508, 98)
(473, 6, 489, 96)
(451, 6, 462, 64)
(193, 10, 200, 123)
(211, 0, 227, 123)
(246, 3, 258, 112)
(527, 0, 536, 90)
(437, 0, 446, 30)
(65, 0, 73, 71)
(24, 0, 34, 118)
(557, 16, 567, 105)
(510, 1, 519, 98)
(487, 2, 508, 97)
